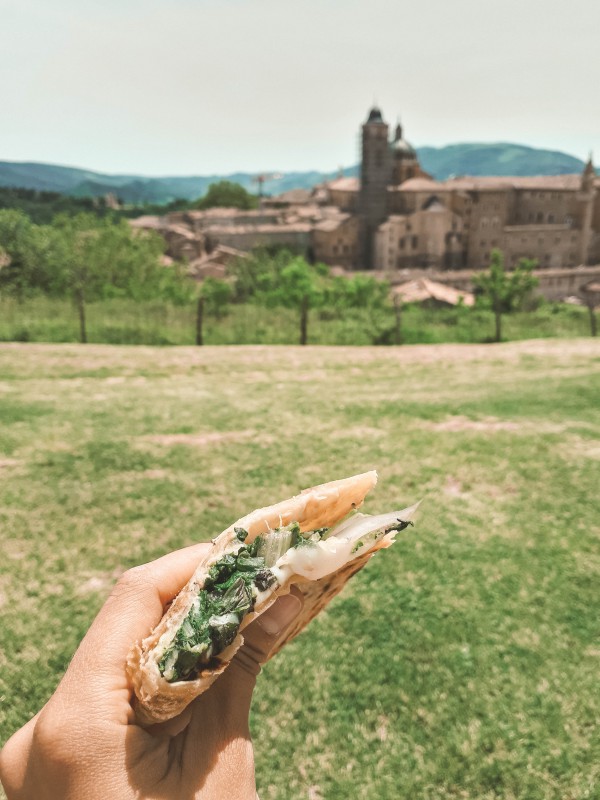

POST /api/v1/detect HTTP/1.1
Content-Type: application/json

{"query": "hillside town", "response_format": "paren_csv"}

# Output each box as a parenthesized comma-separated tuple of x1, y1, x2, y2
(132, 107, 600, 302)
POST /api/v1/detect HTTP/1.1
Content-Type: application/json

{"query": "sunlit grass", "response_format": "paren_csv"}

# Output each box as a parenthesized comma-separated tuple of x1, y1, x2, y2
(0, 340, 599, 799)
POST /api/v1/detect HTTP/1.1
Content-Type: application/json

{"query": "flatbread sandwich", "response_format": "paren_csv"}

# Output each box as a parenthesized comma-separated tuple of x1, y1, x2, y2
(127, 471, 417, 724)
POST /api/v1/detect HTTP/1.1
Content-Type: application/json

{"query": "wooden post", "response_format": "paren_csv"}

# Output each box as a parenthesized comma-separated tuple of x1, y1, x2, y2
(494, 300, 502, 343)
(196, 296, 204, 346)
(393, 293, 402, 345)
(581, 285, 599, 337)
(585, 300, 597, 337)
(300, 295, 309, 345)
(76, 288, 87, 344)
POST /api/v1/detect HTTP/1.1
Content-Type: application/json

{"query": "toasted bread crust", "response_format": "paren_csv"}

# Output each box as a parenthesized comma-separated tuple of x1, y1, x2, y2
(127, 471, 378, 725)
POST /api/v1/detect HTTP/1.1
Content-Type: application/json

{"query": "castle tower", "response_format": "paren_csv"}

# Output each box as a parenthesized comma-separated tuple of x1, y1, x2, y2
(579, 154, 596, 265)
(359, 106, 391, 269)
(390, 119, 420, 184)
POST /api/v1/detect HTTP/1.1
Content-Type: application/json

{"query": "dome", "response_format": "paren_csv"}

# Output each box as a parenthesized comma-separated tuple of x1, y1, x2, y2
(392, 137, 416, 157)
(366, 106, 384, 124)
(391, 122, 416, 159)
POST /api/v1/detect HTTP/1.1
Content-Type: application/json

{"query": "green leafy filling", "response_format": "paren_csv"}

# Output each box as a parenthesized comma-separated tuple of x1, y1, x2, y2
(158, 521, 328, 683)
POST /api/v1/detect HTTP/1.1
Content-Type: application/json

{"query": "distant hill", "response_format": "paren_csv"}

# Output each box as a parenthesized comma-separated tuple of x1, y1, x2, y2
(417, 142, 586, 180)
(0, 143, 593, 205)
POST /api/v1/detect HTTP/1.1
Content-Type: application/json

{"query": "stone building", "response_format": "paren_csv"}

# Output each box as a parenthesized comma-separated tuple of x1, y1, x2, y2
(312, 106, 599, 273)
(131, 105, 598, 299)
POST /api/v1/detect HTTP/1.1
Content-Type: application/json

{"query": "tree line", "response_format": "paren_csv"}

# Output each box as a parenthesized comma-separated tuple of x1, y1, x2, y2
(0, 180, 259, 225)
(0, 210, 393, 345)
(2, 204, 591, 345)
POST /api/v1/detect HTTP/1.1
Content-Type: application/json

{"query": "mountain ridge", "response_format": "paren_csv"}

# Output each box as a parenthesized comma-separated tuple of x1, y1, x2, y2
(0, 143, 592, 205)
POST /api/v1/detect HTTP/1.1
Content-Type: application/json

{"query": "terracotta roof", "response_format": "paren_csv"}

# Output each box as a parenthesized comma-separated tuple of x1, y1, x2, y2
(313, 214, 351, 232)
(327, 176, 359, 192)
(392, 278, 475, 306)
(400, 175, 583, 192)
(129, 215, 163, 229)
(163, 224, 197, 239)
(267, 188, 313, 204)
(185, 208, 279, 220)
(205, 223, 311, 234)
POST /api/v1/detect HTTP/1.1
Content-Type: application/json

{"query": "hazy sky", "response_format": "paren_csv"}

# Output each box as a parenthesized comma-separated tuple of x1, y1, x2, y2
(1, 0, 599, 176)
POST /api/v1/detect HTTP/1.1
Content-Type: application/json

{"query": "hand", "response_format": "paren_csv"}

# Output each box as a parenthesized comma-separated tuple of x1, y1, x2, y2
(0, 543, 304, 800)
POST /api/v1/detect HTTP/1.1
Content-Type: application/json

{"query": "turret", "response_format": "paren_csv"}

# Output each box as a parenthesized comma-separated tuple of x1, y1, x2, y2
(579, 153, 596, 264)
(390, 117, 419, 184)
(582, 153, 595, 192)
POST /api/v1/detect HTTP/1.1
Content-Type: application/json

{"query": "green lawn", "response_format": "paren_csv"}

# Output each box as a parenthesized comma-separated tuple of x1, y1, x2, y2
(0, 295, 593, 346)
(0, 340, 599, 799)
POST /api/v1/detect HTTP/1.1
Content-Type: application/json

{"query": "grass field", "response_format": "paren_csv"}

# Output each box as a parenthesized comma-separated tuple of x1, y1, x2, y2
(0, 340, 599, 799)
(0, 295, 593, 346)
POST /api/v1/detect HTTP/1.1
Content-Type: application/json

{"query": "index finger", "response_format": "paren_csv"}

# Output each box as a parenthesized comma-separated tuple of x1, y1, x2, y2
(54, 543, 213, 717)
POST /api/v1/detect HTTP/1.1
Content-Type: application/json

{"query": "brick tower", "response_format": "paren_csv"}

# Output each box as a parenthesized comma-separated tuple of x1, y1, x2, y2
(359, 106, 391, 269)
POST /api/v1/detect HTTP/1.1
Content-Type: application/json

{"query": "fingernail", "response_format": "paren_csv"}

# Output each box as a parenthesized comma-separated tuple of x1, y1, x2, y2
(257, 594, 302, 635)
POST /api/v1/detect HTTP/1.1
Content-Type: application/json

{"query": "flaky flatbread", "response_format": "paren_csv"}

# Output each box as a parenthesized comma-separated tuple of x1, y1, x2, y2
(128, 471, 415, 725)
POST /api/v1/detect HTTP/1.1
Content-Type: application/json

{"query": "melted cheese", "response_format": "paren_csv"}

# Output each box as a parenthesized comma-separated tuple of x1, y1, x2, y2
(271, 504, 419, 583)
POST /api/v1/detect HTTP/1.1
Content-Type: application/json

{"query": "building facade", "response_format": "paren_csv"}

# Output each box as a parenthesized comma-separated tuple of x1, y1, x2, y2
(313, 106, 599, 273)
(132, 106, 599, 292)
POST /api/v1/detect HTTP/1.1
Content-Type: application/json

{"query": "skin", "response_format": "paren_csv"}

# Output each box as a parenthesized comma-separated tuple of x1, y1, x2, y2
(0, 543, 304, 800)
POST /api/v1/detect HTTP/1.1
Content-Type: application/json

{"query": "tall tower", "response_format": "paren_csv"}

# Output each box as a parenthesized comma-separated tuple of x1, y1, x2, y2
(579, 154, 596, 265)
(359, 106, 391, 269)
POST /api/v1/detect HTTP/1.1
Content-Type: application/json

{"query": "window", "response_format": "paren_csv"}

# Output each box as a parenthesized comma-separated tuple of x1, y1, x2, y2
(412, 235, 418, 249)
(536, 212, 543, 223)
(399, 237, 405, 249)
(548, 214, 554, 223)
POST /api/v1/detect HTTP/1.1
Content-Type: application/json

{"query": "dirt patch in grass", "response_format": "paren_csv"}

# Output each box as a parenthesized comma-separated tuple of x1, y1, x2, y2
(426, 415, 573, 434)
(0, 458, 20, 469)
(142, 430, 255, 447)
(433, 416, 522, 432)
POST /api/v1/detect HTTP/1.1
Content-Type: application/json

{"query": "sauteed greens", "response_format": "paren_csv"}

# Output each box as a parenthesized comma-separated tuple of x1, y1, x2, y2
(159, 523, 312, 682)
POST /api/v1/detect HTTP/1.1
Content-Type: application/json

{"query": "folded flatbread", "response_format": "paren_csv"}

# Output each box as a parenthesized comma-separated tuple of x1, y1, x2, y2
(127, 471, 417, 724)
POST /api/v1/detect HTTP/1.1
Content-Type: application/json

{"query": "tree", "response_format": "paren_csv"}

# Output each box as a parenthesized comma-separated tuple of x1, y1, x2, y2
(194, 277, 234, 345)
(48, 214, 178, 343)
(255, 255, 327, 345)
(0, 210, 58, 298)
(194, 181, 258, 211)
(327, 273, 389, 311)
(473, 250, 538, 342)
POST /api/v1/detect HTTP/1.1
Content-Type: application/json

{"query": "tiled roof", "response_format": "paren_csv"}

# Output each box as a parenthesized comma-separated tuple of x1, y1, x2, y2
(327, 177, 360, 192)
(268, 188, 313, 204)
(313, 212, 352, 232)
(129, 215, 163, 228)
(204, 223, 311, 234)
(400, 175, 584, 192)
(392, 278, 475, 306)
